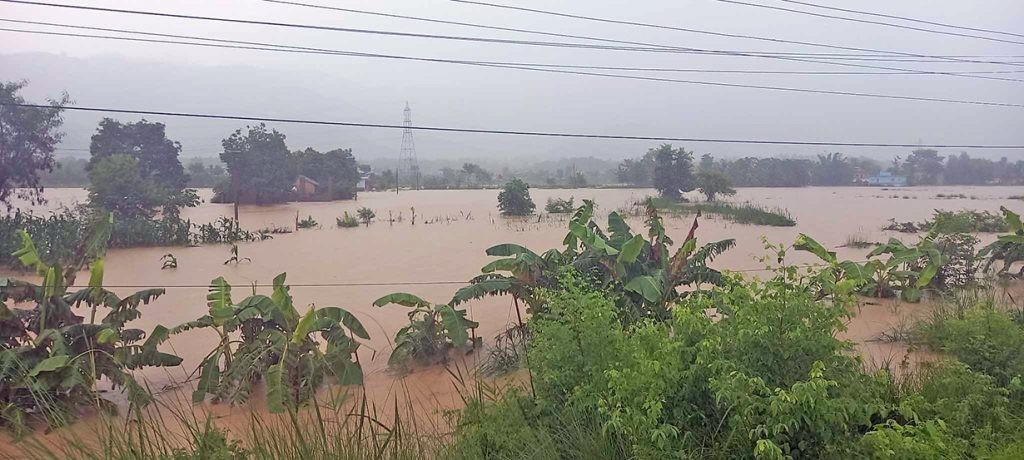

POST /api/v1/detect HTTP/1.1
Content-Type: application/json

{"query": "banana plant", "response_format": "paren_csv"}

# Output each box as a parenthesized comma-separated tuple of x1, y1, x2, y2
(793, 233, 869, 299)
(176, 273, 367, 413)
(1, 229, 180, 432)
(978, 207, 1024, 277)
(374, 293, 479, 366)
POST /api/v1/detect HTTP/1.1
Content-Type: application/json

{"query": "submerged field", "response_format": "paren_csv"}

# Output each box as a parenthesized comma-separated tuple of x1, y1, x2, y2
(2, 185, 1022, 456)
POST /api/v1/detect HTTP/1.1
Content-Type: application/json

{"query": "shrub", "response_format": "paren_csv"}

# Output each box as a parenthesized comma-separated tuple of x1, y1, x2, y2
(497, 178, 535, 216)
(296, 215, 318, 229)
(544, 196, 575, 214)
(336, 212, 359, 228)
(356, 207, 375, 226)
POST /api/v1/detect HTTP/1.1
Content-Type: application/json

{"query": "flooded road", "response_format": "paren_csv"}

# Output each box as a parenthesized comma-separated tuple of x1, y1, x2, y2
(3, 185, 1022, 443)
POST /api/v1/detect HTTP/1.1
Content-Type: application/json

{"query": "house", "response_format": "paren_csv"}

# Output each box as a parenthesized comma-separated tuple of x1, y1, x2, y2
(866, 171, 908, 187)
(356, 165, 373, 191)
(293, 175, 320, 199)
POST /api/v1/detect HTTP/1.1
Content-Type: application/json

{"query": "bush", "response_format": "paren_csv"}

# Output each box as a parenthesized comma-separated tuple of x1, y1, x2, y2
(356, 207, 375, 226)
(544, 196, 575, 214)
(336, 212, 359, 228)
(296, 215, 318, 229)
(497, 178, 535, 216)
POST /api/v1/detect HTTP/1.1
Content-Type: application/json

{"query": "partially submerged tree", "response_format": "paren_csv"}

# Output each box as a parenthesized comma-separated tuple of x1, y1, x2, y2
(87, 155, 164, 219)
(695, 170, 736, 201)
(220, 123, 295, 204)
(0, 80, 69, 210)
(292, 147, 360, 200)
(497, 178, 535, 216)
(651, 144, 695, 201)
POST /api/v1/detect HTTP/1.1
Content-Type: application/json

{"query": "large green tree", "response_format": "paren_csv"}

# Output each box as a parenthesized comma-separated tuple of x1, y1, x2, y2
(0, 80, 69, 210)
(220, 124, 295, 204)
(292, 147, 360, 199)
(906, 148, 945, 185)
(497, 178, 535, 216)
(696, 170, 736, 201)
(87, 154, 162, 218)
(89, 118, 188, 191)
(651, 144, 695, 201)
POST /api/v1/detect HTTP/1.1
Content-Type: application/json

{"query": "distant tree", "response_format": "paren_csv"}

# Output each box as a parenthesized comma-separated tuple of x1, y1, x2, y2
(186, 159, 227, 188)
(905, 149, 944, 185)
(462, 163, 492, 185)
(292, 147, 360, 199)
(497, 178, 535, 216)
(615, 150, 657, 186)
(40, 158, 90, 187)
(376, 169, 396, 191)
(572, 171, 587, 188)
(89, 118, 189, 191)
(698, 153, 716, 173)
(944, 152, 995, 185)
(0, 80, 69, 210)
(220, 123, 294, 204)
(812, 152, 855, 186)
(651, 144, 695, 201)
(696, 171, 736, 201)
(88, 154, 162, 218)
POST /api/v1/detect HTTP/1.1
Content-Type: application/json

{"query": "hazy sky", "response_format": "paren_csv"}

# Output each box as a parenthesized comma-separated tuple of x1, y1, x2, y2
(3, 0, 1023, 163)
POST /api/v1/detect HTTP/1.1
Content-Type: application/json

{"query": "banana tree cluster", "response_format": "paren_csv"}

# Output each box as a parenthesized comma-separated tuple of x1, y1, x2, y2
(979, 207, 1024, 278)
(1, 230, 180, 432)
(451, 199, 735, 323)
(795, 233, 946, 303)
(373, 293, 479, 366)
(177, 273, 367, 413)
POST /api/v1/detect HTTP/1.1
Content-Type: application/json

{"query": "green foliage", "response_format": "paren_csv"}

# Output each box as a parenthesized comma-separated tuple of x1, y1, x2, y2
(373, 293, 479, 366)
(219, 123, 295, 204)
(336, 212, 359, 228)
(979, 207, 1024, 277)
(176, 274, 367, 412)
(356, 207, 375, 226)
(923, 306, 1024, 386)
(0, 80, 69, 210)
(544, 196, 575, 214)
(651, 144, 695, 201)
(655, 199, 796, 226)
(88, 154, 167, 219)
(695, 170, 736, 201)
(0, 231, 180, 432)
(497, 178, 536, 216)
(291, 147, 360, 200)
(160, 253, 178, 270)
(296, 215, 319, 229)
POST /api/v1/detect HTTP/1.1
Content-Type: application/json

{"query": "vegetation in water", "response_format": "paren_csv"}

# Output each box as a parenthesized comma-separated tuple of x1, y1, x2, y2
(356, 207, 375, 226)
(336, 212, 359, 228)
(884, 209, 1010, 234)
(978, 207, 1024, 278)
(173, 274, 367, 412)
(544, 196, 575, 214)
(296, 215, 319, 229)
(647, 196, 796, 227)
(159, 253, 177, 270)
(695, 170, 736, 201)
(373, 293, 479, 366)
(497, 178, 536, 216)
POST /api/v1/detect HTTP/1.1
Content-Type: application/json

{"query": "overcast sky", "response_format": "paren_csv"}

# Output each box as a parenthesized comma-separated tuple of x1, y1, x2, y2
(3, 0, 1023, 163)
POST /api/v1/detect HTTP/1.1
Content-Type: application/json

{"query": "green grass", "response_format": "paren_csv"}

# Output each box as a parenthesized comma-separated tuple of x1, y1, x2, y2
(647, 196, 796, 226)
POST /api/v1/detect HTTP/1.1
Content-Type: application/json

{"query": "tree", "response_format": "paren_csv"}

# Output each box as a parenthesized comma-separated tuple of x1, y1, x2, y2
(292, 147, 360, 199)
(696, 170, 736, 201)
(812, 153, 855, 186)
(616, 150, 657, 186)
(87, 154, 162, 218)
(220, 124, 294, 204)
(905, 149, 944, 185)
(89, 118, 188, 191)
(497, 178, 535, 216)
(651, 144, 695, 201)
(0, 80, 69, 210)
(462, 163, 492, 186)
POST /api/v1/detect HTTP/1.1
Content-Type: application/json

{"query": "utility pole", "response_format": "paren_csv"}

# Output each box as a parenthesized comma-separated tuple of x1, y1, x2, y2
(396, 102, 419, 194)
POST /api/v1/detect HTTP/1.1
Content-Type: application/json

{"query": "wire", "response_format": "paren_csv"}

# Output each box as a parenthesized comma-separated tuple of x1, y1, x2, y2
(6, 26, 1024, 106)
(4, 0, 1024, 76)
(7, 19, 1024, 80)
(724, 0, 1024, 45)
(4, 102, 1023, 148)
(448, 0, 1024, 66)
(775, 0, 1024, 40)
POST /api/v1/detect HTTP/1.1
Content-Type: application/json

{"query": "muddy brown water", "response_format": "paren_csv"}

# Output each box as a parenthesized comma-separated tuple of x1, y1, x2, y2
(2, 186, 1022, 451)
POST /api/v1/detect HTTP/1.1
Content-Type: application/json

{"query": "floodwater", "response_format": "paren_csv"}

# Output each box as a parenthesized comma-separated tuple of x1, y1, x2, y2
(2, 186, 1022, 451)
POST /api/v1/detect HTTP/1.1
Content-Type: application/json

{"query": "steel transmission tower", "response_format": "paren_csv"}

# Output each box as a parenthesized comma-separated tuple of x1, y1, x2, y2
(396, 102, 420, 192)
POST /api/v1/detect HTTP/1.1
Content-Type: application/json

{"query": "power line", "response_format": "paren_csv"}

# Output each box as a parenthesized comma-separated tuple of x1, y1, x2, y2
(717, 0, 1024, 46)
(448, 0, 1024, 66)
(7, 19, 1024, 79)
(775, 0, 1024, 40)
(5, 0, 1024, 82)
(6, 26, 1024, 106)
(4, 102, 1023, 149)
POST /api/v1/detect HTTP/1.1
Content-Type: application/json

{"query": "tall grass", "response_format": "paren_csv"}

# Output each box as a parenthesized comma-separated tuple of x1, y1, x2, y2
(646, 197, 796, 226)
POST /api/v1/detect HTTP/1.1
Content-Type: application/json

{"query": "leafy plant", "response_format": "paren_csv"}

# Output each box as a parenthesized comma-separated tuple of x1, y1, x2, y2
(0, 229, 180, 432)
(544, 196, 575, 214)
(223, 244, 250, 265)
(336, 212, 359, 228)
(978, 207, 1024, 277)
(296, 215, 319, 229)
(695, 170, 736, 201)
(176, 274, 367, 412)
(160, 253, 178, 270)
(373, 293, 479, 366)
(356, 207, 375, 226)
(497, 178, 535, 216)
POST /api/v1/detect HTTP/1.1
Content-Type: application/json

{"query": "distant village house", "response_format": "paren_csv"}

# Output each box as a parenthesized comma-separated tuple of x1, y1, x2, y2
(293, 174, 321, 200)
(866, 171, 908, 187)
